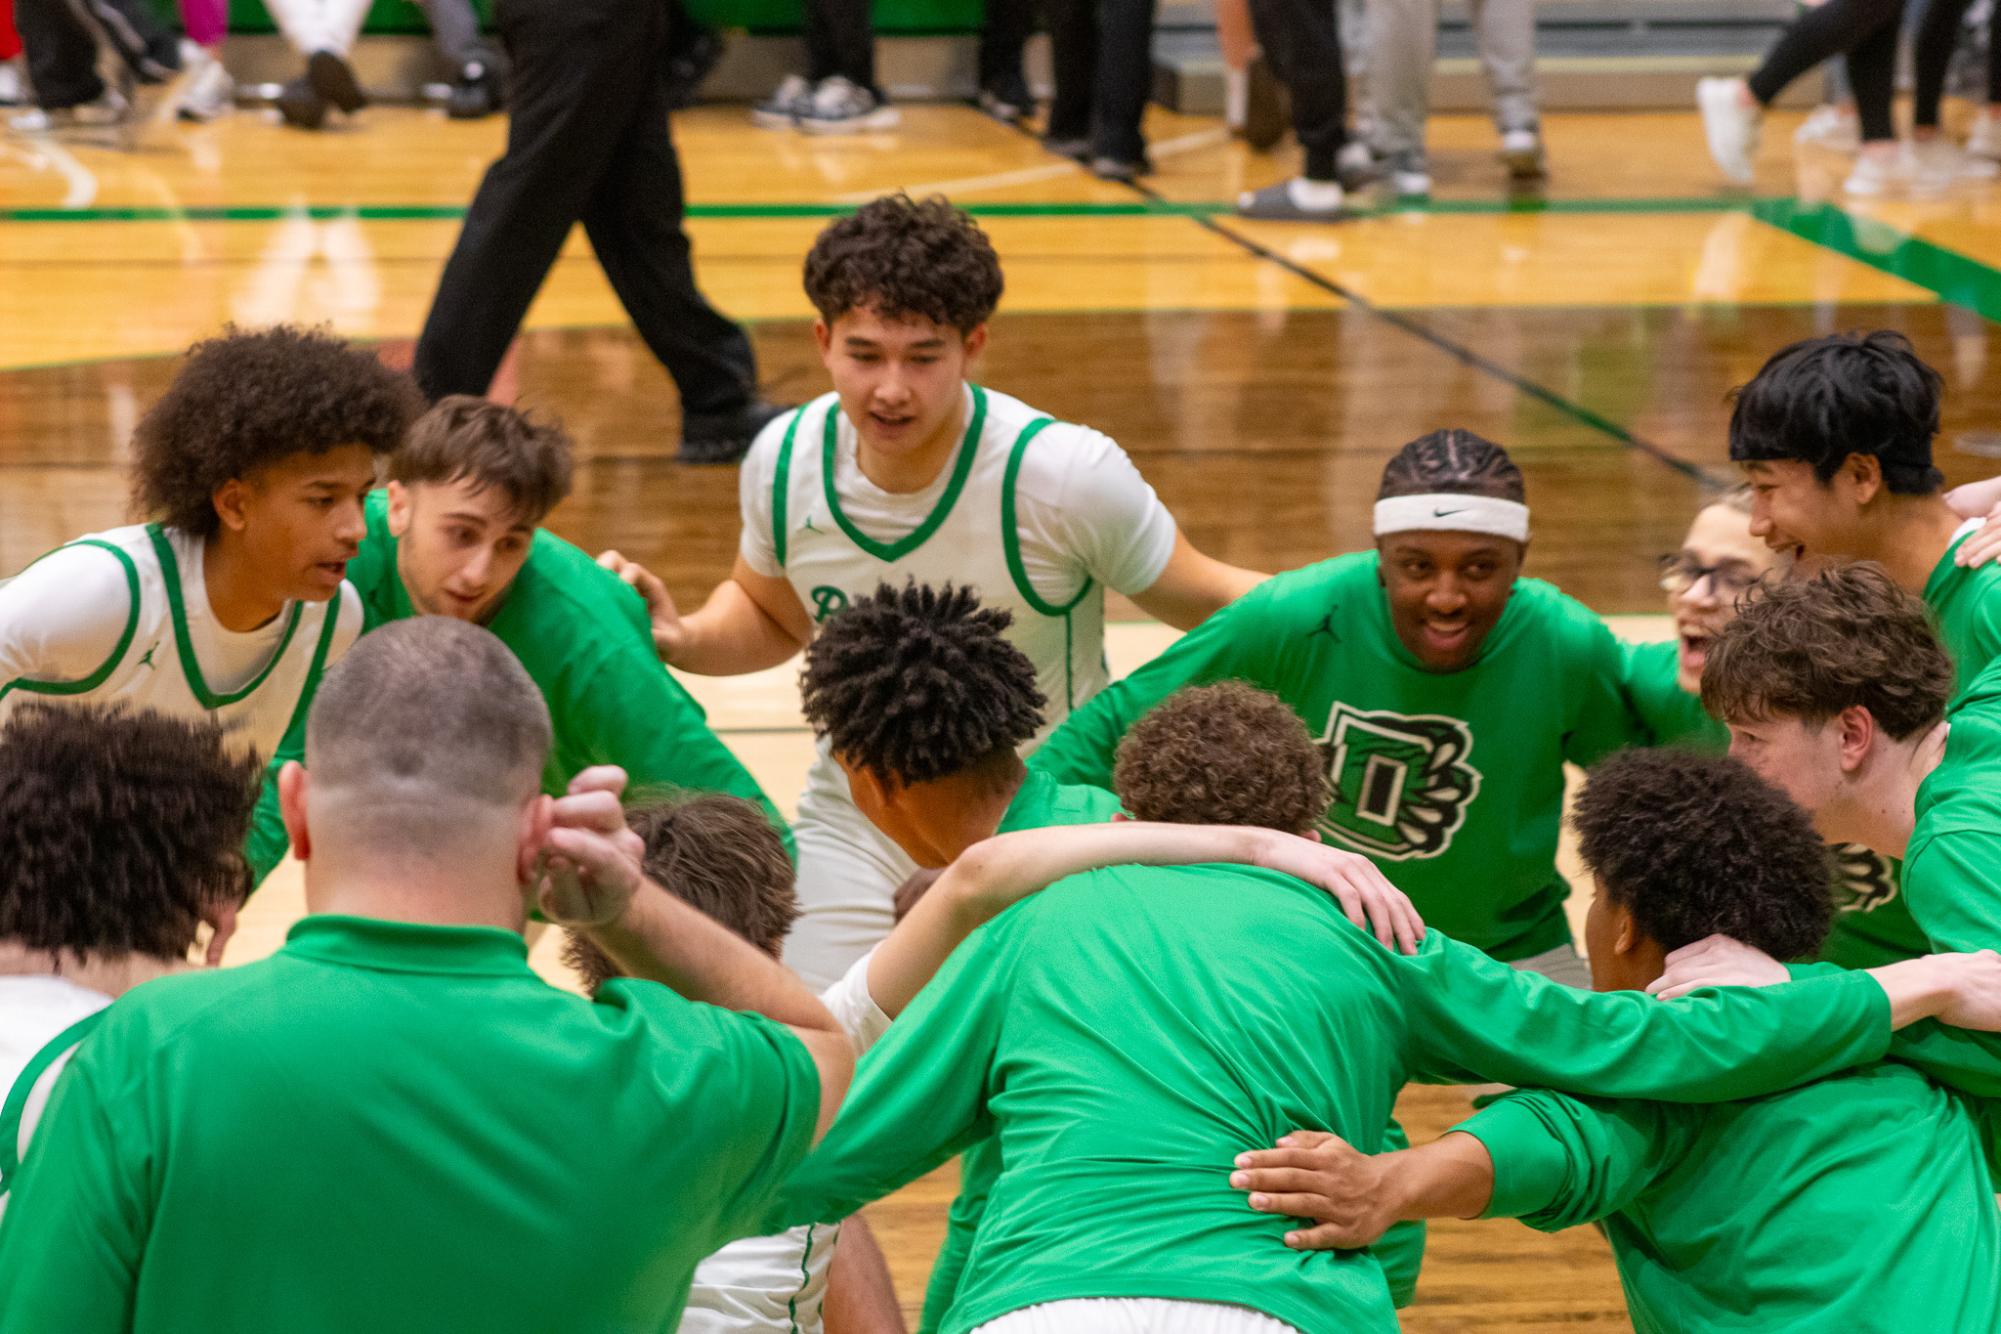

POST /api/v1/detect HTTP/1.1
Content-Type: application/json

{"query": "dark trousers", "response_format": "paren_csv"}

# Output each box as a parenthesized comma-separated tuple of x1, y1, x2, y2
(415, 0, 756, 422)
(978, 0, 1035, 90)
(805, 0, 875, 89)
(1045, 0, 1154, 161)
(1248, 0, 1349, 178)
(1914, 0, 1999, 126)
(16, 0, 178, 109)
(1749, 0, 1906, 141)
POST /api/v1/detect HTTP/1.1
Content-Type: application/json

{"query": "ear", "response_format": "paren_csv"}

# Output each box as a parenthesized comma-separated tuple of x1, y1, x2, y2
(212, 477, 251, 535)
(1611, 902, 1642, 957)
(386, 480, 413, 537)
(812, 318, 833, 360)
(278, 762, 312, 862)
(963, 323, 990, 363)
(516, 793, 554, 887)
(1835, 705, 1878, 775)
(1843, 452, 1885, 506)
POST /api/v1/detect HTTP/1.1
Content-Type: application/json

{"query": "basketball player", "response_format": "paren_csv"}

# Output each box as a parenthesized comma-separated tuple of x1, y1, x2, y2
(0, 703, 259, 1224)
(598, 195, 1266, 994)
(341, 396, 788, 855)
(1231, 748, 2001, 1333)
(0, 619, 853, 1333)
(1034, 429, 1644, 987)
(570, 787, 1411, 1334)
(767, 664, 1998, 1334)
(1730, 332, 2001, 693)
(0, 326, 420, 901)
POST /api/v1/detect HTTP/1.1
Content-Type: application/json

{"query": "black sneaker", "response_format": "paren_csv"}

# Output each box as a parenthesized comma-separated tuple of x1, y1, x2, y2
(679, 399, 790, 464)
(447, 62, 503, 118)
(1089, 154, 1150, 182)
(665, 26, 724, 110)
(1043, 134, 1090, 161)
(307, 50, 366, 115)
(275, 77, 328, 130)
(977, 75, 1033, 124)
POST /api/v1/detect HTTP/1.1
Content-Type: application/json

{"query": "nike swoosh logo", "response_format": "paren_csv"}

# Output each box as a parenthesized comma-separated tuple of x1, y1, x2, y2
(1433, 507, 1467, 518)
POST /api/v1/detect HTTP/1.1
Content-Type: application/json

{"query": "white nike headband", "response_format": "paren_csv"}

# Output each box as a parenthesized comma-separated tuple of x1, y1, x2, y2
(1373, 494, 1530, 544)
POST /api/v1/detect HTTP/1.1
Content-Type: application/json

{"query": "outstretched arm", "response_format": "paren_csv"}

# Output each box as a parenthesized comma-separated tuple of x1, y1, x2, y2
(1230, 1128, 1498, 1249)
(1127, 532, 1267, 631)
(597, 551, 812, 675)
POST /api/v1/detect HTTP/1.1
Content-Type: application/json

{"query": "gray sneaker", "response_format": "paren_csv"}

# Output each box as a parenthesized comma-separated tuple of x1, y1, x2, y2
(1385, 150, 1431, 198)
(750, 74, 813, 128)
(797, 76, 900, 133)
(1236, 179, 1347, 221)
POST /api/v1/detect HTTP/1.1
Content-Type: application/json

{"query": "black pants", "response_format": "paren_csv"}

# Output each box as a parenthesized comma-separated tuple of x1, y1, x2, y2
(978, 0, 1036, 90)
(1247, 0, 1349, 178)
(1045, 0, 1154, 161)
(1748, 0, 1905, 142)
(805, 0, 876, 90)
(415, 0, 757, 422)
(16, 0, 179, 110)
(1914, 0, 1999, 127)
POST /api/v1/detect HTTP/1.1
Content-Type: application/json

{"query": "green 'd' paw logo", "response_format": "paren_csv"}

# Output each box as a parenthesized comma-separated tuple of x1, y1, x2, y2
(1315, 703, 1481, 860)
(1831, 844, 1899, 914)
(810, 586, 850, 623)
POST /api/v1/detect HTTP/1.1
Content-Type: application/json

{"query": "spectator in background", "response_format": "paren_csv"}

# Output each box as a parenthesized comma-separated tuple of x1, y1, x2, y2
(417, 0, 506, 119)
(0, 0, 25, 106)
(1040, 0, 1156, 179)
(415, 0, 782, 462)
(7, 0, 195, 139)
(976, 0, 1035, 122)
(261, 0, 371, 129)
(1365, 0, 1547, 196)
(749, 0, 899, 132)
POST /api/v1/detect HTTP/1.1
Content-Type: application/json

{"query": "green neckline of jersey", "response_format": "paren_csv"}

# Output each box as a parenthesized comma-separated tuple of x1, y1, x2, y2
(819, 385, 988, 563)
(146, 524, 306, 709)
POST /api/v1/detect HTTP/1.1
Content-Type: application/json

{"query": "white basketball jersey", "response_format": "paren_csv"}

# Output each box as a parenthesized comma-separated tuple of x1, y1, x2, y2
(768, 385, 1112, 739)
(0, 523, 356, 762)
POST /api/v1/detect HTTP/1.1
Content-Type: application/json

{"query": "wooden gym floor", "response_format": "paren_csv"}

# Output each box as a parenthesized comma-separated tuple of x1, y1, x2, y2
(6, 96, 2001, 1328)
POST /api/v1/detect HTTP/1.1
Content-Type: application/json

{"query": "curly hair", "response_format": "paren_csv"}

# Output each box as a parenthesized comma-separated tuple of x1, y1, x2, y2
(1728, 332, 1944, 496)
(1377, 429, 1526, 503)
(562, 794, 798, 994)
(0, 703, 260, 960)
(1701, 563, 1953, 740)
(803, 195, 1005, 333)
(799, 582, 1045, 785)
(1113, 682, 1328, 837)
(392, 396, 575, 525)
(134, 326, 423, 538)
(1574, 748, 1832, 959)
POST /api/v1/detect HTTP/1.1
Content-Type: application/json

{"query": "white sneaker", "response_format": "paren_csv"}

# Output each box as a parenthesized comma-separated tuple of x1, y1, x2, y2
(797, 76, 900, 133)
(1793, 103, 1859, 152)
(177, 47, 235, 121)
(9, 90, 129, 135)
(1907, 138, 1999, 193)
(0, 58, 24, 107)
(1387, 150, 1431, 197)
(750, 74, 812, 128)
(1697, 76, 1760, 184)
(1499, 126, 1545, 179)
(1968, 114, 2001, 162)
(1842, 148, 1906, 197)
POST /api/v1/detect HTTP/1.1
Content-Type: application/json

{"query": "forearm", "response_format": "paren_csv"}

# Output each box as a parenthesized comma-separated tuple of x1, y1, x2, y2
(1376, 1133, 1496, 1222)
(1129, 543, 1267, 631)
(1869, 954, 1984, 1029)
(667, 579, 805, 675)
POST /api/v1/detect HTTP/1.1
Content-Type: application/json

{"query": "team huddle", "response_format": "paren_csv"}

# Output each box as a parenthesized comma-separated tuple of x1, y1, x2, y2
(4, 195, 2001, 1334)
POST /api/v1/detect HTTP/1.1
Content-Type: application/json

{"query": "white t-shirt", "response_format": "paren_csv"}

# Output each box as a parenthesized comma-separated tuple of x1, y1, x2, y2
(680, 950, 893, 1334)
(0, 976, 113, 1224)
(0, 524, 360, 761)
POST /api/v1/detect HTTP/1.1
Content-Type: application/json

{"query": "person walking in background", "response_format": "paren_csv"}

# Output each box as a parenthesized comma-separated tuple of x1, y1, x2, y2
(1365, 0, 1547, 195)
(414, 0, 781, 462)
(259, 0, 371, 129)
(418, 0, 506, 119)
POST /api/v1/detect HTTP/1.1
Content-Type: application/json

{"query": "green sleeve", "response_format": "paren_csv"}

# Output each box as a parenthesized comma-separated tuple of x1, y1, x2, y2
(1033, 580, 1290, 788)
(0, 1060, 145, 1333)
(1454, 1090, 1694, 1232)
(567, 652, 794, 858)
(917, 1137, 1000, 1333)
(1617, 639, 1726, 750)
(1781, 957, 2001, 1098)
(764, 927, 1012, 1232)
(692, 1007, 827, 1241)
(1559, 612, 1652, 767)
(1398, 932, 1891, 1097)
(1879, 833, 2001, 1099)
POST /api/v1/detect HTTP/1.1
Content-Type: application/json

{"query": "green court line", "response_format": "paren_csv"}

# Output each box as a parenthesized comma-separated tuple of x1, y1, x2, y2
(1747, 199, 2001, 323)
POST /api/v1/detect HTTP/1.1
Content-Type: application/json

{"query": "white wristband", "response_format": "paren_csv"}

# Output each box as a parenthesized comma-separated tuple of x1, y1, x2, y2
(1373, 494, 1530, 543)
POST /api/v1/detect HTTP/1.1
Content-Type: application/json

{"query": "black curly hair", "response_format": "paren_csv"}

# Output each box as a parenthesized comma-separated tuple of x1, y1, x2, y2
(803, 195, 1005, 333)
(134, 325, 423, 538)
(1114, 683, 1327, 837)
(0, 703, 261, 960)
(799, 581, 1044, 785)
(1377, 430, 1526, 503)
(1728, 331, 1944, 495)
(563, 793, 799, 994)
(1573, 748, 1832, 960)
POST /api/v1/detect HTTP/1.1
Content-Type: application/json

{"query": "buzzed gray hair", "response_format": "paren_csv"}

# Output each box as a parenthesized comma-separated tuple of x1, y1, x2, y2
(307, 618, 551, 816)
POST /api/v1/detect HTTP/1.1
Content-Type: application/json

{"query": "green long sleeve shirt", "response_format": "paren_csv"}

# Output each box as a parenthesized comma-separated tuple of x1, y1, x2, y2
(1925, 526, 2001, 696)
(768, 861, 1891, 1334)
(1032, 553, 1649, 960)
(1458, 1064, 2000, 1333)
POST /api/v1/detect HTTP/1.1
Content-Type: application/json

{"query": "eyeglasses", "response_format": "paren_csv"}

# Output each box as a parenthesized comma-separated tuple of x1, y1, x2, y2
(1657, 553, 1766, 598)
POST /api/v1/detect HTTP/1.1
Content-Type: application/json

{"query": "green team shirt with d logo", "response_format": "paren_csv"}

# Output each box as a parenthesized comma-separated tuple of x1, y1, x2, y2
(1033, 552, 1648, 961)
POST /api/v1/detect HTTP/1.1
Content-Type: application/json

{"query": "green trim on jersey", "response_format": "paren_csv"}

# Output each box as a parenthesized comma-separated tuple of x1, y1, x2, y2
(0, 539, 142, 706)
(821, 386, 988, 563)
(278, 586, 347, 743)
(0, 1009, 106, 1194)
(772, 406, 807, 570)
(146, 525, 304, 709)
(787, 1221, 821, 1334)
(1001, 415, 1088, 712)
